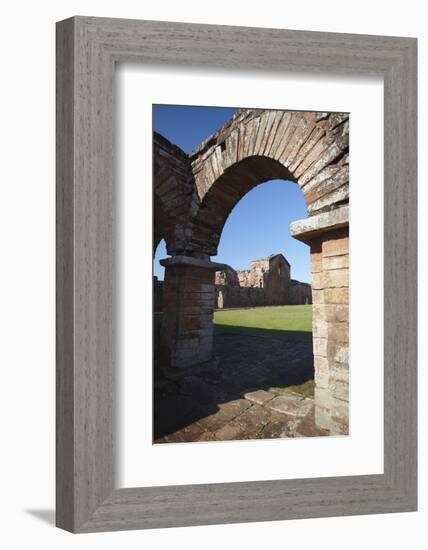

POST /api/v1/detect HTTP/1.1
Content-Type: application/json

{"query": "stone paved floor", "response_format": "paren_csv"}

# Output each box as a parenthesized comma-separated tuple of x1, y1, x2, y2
(154, 333, 329, 443)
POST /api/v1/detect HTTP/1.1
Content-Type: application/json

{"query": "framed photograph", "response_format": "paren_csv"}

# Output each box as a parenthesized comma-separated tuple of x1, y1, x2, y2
(56, 16, 417, 532)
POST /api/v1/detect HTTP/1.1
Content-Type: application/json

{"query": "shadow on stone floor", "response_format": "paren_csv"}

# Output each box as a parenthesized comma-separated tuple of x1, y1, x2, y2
(214, 323, 313, 341)
(153, 330, 314, 440)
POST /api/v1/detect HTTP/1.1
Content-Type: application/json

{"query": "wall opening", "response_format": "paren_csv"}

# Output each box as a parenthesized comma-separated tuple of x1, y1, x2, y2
(211, 177, 314, 409)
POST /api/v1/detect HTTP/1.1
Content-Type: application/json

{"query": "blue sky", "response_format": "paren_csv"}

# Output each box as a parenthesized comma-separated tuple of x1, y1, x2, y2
(153, 105, 310, 283)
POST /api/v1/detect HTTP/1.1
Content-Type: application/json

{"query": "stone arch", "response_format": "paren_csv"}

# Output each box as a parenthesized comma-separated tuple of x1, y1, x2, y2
(188, 109, 348, 256)
(190, 156, 295, 256)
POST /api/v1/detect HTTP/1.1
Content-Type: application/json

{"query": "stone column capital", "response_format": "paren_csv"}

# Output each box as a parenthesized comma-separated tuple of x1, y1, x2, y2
(290, 205, 349, 244)
(160, 255, 228, 271)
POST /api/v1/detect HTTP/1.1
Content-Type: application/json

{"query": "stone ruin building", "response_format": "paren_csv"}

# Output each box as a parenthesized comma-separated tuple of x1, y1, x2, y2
(154, 108, 350, 436)
(214, 254, 311, 309)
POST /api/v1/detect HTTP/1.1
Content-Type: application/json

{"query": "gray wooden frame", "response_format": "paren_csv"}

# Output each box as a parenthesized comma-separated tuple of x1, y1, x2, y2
(56, 16, 417, 533)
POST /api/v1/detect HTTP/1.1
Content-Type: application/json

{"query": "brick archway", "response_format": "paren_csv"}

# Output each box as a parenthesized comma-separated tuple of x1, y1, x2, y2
(189, 109, 348, 256)
(155, 108, 349, 435)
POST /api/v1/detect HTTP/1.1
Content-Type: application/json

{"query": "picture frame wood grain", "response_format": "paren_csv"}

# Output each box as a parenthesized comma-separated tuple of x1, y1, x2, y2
(56, 16, 417, 533)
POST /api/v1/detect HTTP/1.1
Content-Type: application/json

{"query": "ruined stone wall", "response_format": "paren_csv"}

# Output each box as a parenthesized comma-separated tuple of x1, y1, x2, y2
(289, 280, 312, 305)
(215, 266, 240, 287)
(215, 286, 268, 309)
(238, 258, 270, 288)
(214, 253, 309, 309)
(264, 255, 290, 305)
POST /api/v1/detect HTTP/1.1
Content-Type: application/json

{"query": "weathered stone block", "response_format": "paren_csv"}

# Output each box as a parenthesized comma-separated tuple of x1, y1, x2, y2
(244, 389, 275, 406)
(312, 269, 348, 291)
(290, 207, 349, 244)
(331, 361, 349, 383)
(163, 423, 206, 443)
(234, 404, 273, 434)
(322, 236, 349, 257)
(268, 394, 313, 417)
(314, 386, 331, 411)
(285, 117, 314, 167)
(263, 111, 284, 156)
(323, 254, 349, 270)
(214, 422, 244, 441)
(302, 162, 343, 194)
(330, 396, 349, 417)
(330, 397, 349, 435)
(330, 416, 349, 436)
(314, 355, 329, 370)
(308, 185, 349, 214)
(289, 123, 326, 173)
(330, 380, 349, 402)
(334, 345, 349, 365)
(314, 356, 329, 389)
(198, 399, 251, 433)
(299, 142, 344, 186)
(270, 112, 292, 158)
(304, 165, 348, 205)
(313, 337, 328, 357)
(311, 256, 323, 273)
(327, 322, 349, 343)
(312, 272, 324, 290)
(322, 268, 349, 289)
(329, 304, 349, 323)
(313, 319, 328, 338)
(315, 405, 331, 431)
(312, 289, 325, 304)
(313, 304, 349, 323)
(323, 288, 349, 304)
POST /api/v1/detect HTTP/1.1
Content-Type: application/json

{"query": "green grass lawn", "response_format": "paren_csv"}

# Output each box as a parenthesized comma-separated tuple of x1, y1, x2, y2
(214, 304, 313, 341)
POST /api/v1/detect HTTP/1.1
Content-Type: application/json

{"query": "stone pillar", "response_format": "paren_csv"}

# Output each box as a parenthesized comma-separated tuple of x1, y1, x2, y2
(159, 256, 226, 369)
(290, 206, 349, 435)
(311, 228, 349, 435)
